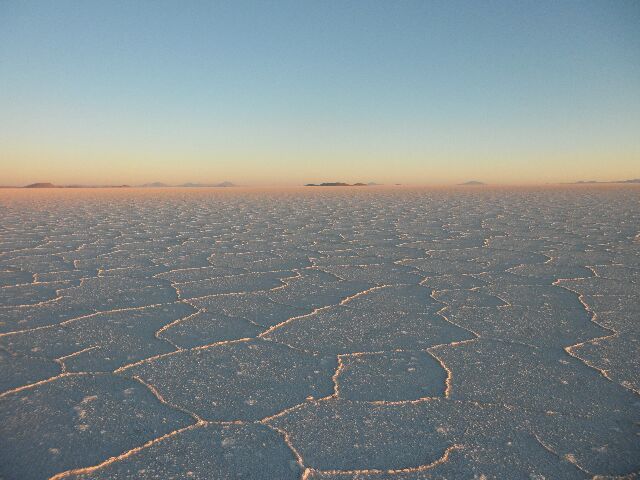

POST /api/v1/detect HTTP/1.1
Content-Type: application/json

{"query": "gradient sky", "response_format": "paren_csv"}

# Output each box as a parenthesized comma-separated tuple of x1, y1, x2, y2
(1, 1, 639, 186)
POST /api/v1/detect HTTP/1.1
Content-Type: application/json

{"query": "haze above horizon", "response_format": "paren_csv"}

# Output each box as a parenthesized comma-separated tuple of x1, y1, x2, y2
(1, 1, 639, 186)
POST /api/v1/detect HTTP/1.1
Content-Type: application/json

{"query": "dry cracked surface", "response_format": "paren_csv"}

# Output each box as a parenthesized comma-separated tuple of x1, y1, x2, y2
(0, 186, 639, 479)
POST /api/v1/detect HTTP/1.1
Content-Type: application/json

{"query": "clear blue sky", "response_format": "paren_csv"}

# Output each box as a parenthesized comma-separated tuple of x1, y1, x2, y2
(1, 0, 639, 185)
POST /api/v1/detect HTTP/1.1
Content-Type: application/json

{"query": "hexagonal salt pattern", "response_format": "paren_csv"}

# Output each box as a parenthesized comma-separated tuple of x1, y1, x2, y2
(1, 186, 638, 479)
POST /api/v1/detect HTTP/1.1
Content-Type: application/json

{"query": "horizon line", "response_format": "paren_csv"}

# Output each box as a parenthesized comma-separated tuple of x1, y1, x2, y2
(2, 179, 640, 189)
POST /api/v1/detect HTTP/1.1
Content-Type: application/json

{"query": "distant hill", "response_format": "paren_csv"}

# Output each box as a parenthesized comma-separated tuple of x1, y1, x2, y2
(25, 183, 57, 188)
(65, 184, 131, 188)
(574, 179, 640, 184)
(141, 182, 170, 187)
(459, 180, 485, 185)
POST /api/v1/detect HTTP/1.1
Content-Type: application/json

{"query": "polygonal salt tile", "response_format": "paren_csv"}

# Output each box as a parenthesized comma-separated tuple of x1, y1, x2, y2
(321, 264, 424, 285)
(482, 284, 585, 310)
(0, 254, 75, 274)
(154, 266, 248, 283)
(119, 339, 336, 421)
(510, 263, 594, 283)
(445, 305, 607, 349)
(432, 289, 506, 308)
(0, 303, 195, 372)
(0, 282, 66, 307)
(342, 284, 441, 315)
(0, 270, 34, 288)
(158, 310, 263, 348)
(432, 339, 640, 418)
(266, 305, 472, 355)
(267, 277, 373, 310)
(420, 274, 486, 291)
(400, 258, 488, 276)
(175, 271, 293, 299)
(589, 265, 640, 283)
(0, 374, 193, 479)
(337, 351, 447, 401)
(265, 400, 451, 472)
(0, 348, 60, 392)
(558, 277, 638, 297)
(60, 277, 177, 311)
(570, 334, 640, 394)
(69, 423, 300, 480)
(530, 408, 640, 476)
(0, 298, 92, 333)
(310, 255, 384, 267)
(190, 292, 310, 328)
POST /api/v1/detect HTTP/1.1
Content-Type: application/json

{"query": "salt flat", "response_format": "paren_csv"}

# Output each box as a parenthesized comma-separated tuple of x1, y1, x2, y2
(0, 186, 638, 479)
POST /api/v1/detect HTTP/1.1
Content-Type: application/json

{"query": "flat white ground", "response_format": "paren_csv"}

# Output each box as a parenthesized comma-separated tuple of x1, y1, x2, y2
(0, 187, 638, 479)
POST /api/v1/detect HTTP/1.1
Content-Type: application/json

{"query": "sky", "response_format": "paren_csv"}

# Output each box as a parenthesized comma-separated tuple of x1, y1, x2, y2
(0, 0, 639, 186)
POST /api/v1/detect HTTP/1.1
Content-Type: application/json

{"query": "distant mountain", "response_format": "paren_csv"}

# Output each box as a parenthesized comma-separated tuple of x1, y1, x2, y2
(141, 182, 170, 187)
(573, 179, 640, 184)
(25, 183, 57, 188)
(179, 181, 236, 187)
(64, 184, 131, 188)
(459, 180, 485, 185)
(367, 182, 381, 186)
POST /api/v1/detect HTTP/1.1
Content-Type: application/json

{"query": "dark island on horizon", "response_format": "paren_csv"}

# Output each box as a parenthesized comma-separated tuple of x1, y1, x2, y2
(5, 179, 639, 189)
(25, 182, 132, 189)
(19, 181, 237, 189)
(459, 180, 486, 185)
(573, 179, 640, 184)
